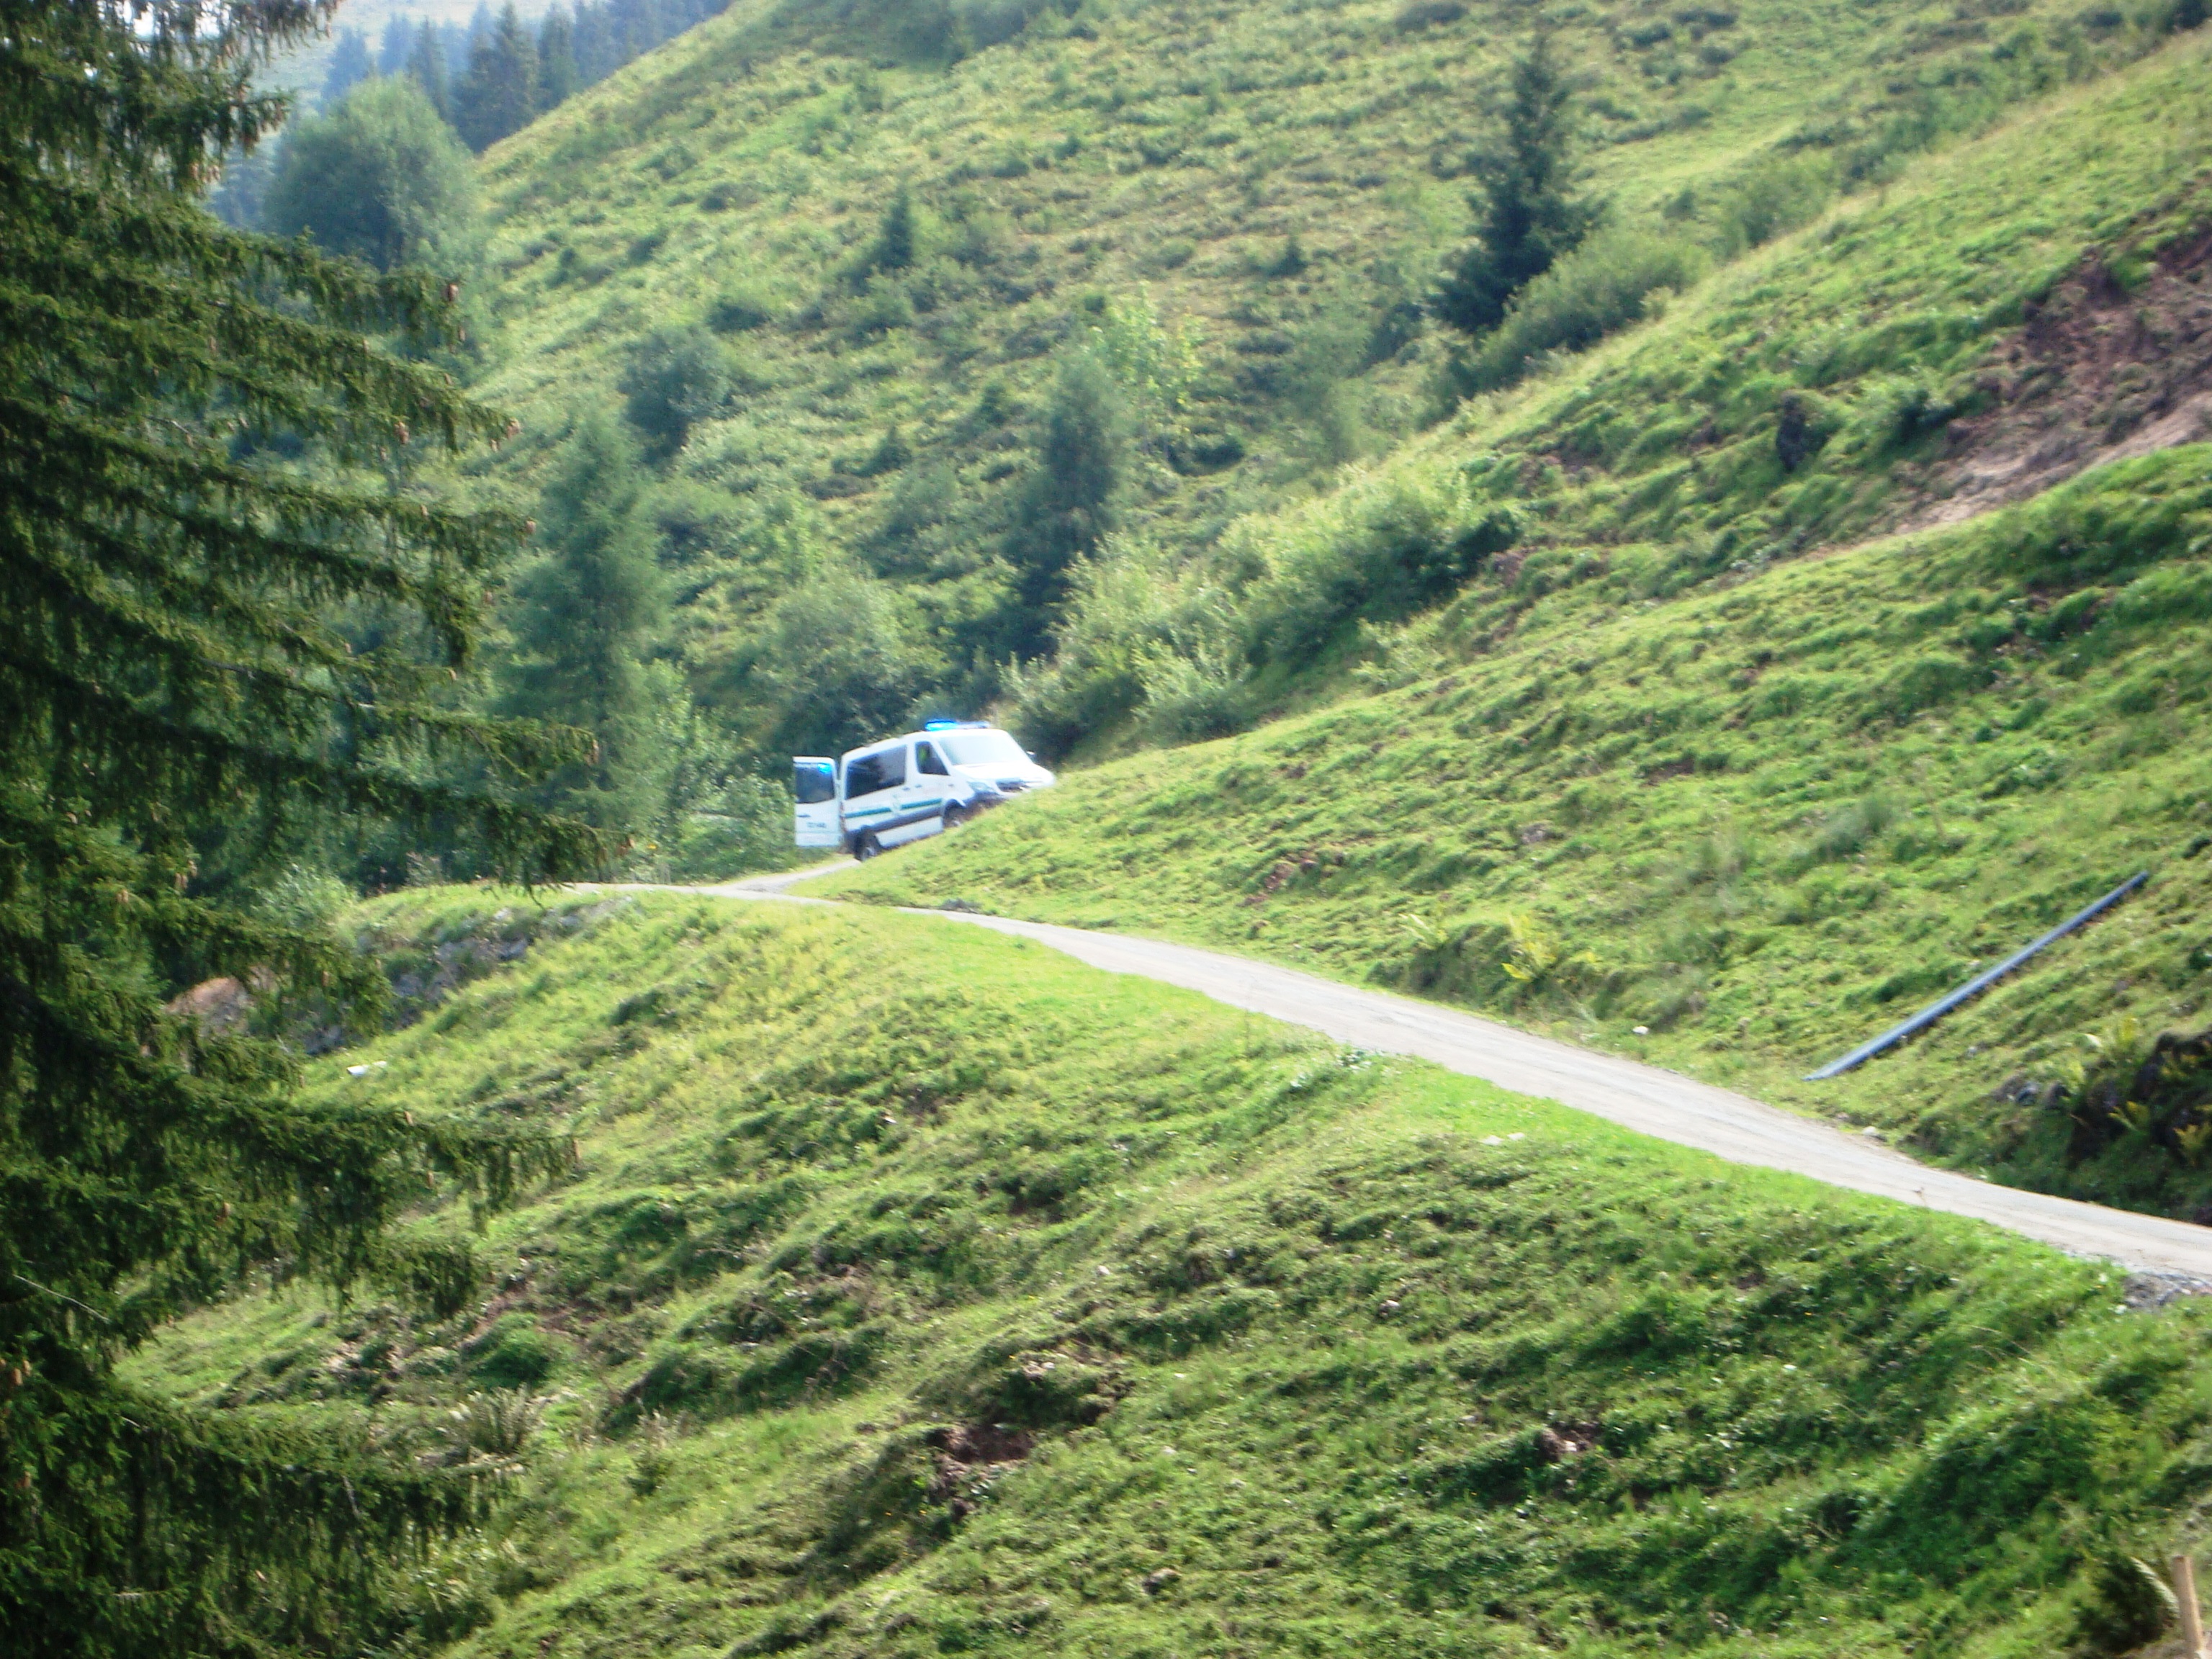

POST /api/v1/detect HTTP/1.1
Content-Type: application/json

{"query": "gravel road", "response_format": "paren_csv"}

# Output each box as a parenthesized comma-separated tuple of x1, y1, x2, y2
(626, 866, 2212, 1278)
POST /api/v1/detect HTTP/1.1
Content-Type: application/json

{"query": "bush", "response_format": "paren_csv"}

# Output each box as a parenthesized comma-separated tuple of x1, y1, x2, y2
(621, 326, 733, 454)
(668, 774, 811, 881)
(730, 565, 940, 760)
(260, 77, 480, 274)
(1253, 469, 1523, 661)
(1003, 538, 1185, 753)
(465, 1314, 556, 1388)
(1711, 151, 1837, 253)
(708, 286, 775, 332)
(1992, 454, 2212, 582)
(1138, 637, 1254, 744)
(1452, 229, 1708, 394)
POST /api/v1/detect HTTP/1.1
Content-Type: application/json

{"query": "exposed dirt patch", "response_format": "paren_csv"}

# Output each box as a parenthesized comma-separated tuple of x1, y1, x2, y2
(925, 1421, 1035, 1519)
(1537, 1419, 1604, 1461)
(1910, 231, 2212, 529)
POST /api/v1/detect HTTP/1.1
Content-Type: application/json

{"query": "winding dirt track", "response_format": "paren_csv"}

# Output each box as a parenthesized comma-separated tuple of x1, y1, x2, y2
(619, 867, 2212, 1278)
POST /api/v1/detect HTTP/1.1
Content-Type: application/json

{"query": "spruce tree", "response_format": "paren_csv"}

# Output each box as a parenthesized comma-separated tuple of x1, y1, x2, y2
(1433, 29, 1604, 337)
(868, 181, 920, 275)
(0, 3, 605, 1653)
(451, 1, 541, 151)
(318, 27, 373, 108)
(537, 6, 582, 108)
(498, 413, 671, 836)
(378, 14, 418, 76)
(1005, 352, 1123, 654)
(406, 23, 452, 123)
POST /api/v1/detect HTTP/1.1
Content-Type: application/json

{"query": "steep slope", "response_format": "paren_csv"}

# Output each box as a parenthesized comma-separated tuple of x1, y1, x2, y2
(464, 0, 2194, 757)
(819, 32, 2212, 1223)
(822, 439, 2212, 1223)
(1008, 28, 2212, 745)
(132, 890, 2212, 1658)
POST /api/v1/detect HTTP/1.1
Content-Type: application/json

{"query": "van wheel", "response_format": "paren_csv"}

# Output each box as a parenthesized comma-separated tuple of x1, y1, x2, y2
(854, 832, 883, 861)
(941, 804, 970, 830)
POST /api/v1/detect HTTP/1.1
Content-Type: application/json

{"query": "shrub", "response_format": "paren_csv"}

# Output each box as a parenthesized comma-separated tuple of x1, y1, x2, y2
(1253, 469, 1523, 660)
(1710, 150, 1838, 253)
(2111, 561, 2212, 627)
(1393, 0, 1466, 27)
(260, 77, 480, 274)
(844, 271, 917, 338)
(621, 326, 734, 454)
(1138, 637, 1254, 744)
(1803, 794, 1895, 863)
(669, 774, 810, 881)
(465, 1314, 557, 1388)
(1453, 229, 1708, 393)
(709, 286, 776, 332)
(1993, 454, 2212, 582)
(1004, 536, 1197, 752)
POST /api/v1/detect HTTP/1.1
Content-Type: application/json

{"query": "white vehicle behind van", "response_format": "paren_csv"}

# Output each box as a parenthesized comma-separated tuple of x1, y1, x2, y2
(793, 722, 1054, 859)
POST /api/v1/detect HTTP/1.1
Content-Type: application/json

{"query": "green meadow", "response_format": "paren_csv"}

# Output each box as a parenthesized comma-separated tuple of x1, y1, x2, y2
(129, 891, 2212, 1658)
(457, 0, 2202, 760)
(824, 441, 2212, 1220)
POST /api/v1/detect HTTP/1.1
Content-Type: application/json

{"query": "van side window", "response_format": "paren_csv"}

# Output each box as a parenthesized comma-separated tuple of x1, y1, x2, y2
(845, 749, 905, 798)
(916, 742, 948, 776)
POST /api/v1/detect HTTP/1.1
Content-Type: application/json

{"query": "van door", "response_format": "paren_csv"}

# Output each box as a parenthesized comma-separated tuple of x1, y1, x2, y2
(793, 757, 839, 848)
(881, 739, 952, 848)
(840, 745, 906, 850)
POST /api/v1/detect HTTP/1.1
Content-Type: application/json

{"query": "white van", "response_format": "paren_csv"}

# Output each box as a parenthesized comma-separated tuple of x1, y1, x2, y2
(793, 722, 1055, 859)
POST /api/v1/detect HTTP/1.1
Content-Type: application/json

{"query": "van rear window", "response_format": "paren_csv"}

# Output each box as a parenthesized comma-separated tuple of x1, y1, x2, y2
(844, 749, 906, 798)
(793, 760, 835, 805)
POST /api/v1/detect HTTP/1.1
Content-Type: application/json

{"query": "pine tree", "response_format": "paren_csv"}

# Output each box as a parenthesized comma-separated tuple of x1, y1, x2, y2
(0, 3, 605, 1653)
(378, 14, 418, 76)
(1005, 352, 1123, 654)
(406, 22, 452, 122)
(498, 413, 671, 836)
(868, 181, 920, 275)
(451, 1, 541, 151)
(263, 76, 480, 272)
(319, 27, 373, 109)
(537, 6, 581, 109)
(1433, 29, 1604, 337)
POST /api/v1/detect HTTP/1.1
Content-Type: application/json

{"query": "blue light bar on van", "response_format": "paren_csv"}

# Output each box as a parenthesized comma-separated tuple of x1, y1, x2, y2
(923, 720, 960, 730)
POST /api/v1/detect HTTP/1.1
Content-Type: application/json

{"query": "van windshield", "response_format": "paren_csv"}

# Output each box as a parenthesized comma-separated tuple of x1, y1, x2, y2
(938, 730, 1028, 769)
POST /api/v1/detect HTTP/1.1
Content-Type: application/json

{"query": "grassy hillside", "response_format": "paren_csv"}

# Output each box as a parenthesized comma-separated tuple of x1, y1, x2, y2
(820, 440, 2212, 1222)
(131, 890, 2212, 1658)
(464, 0, 2198, 760)
(1007, 27, 2212, 746)
(819, 32, 2212, 1220)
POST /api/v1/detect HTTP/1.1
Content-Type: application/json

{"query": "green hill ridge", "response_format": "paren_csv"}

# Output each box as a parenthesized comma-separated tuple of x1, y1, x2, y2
(463, 0, 2200, 760)
(1003, 26, 2212, 745)
(128, 889, 2212, 1658)
(816, 29, 2212, 1222)
(824, 442, 2212, 1216)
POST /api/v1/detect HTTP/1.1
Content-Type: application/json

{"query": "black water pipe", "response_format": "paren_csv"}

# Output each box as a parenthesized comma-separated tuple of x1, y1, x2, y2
(1804, 871, 2149, 1081)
